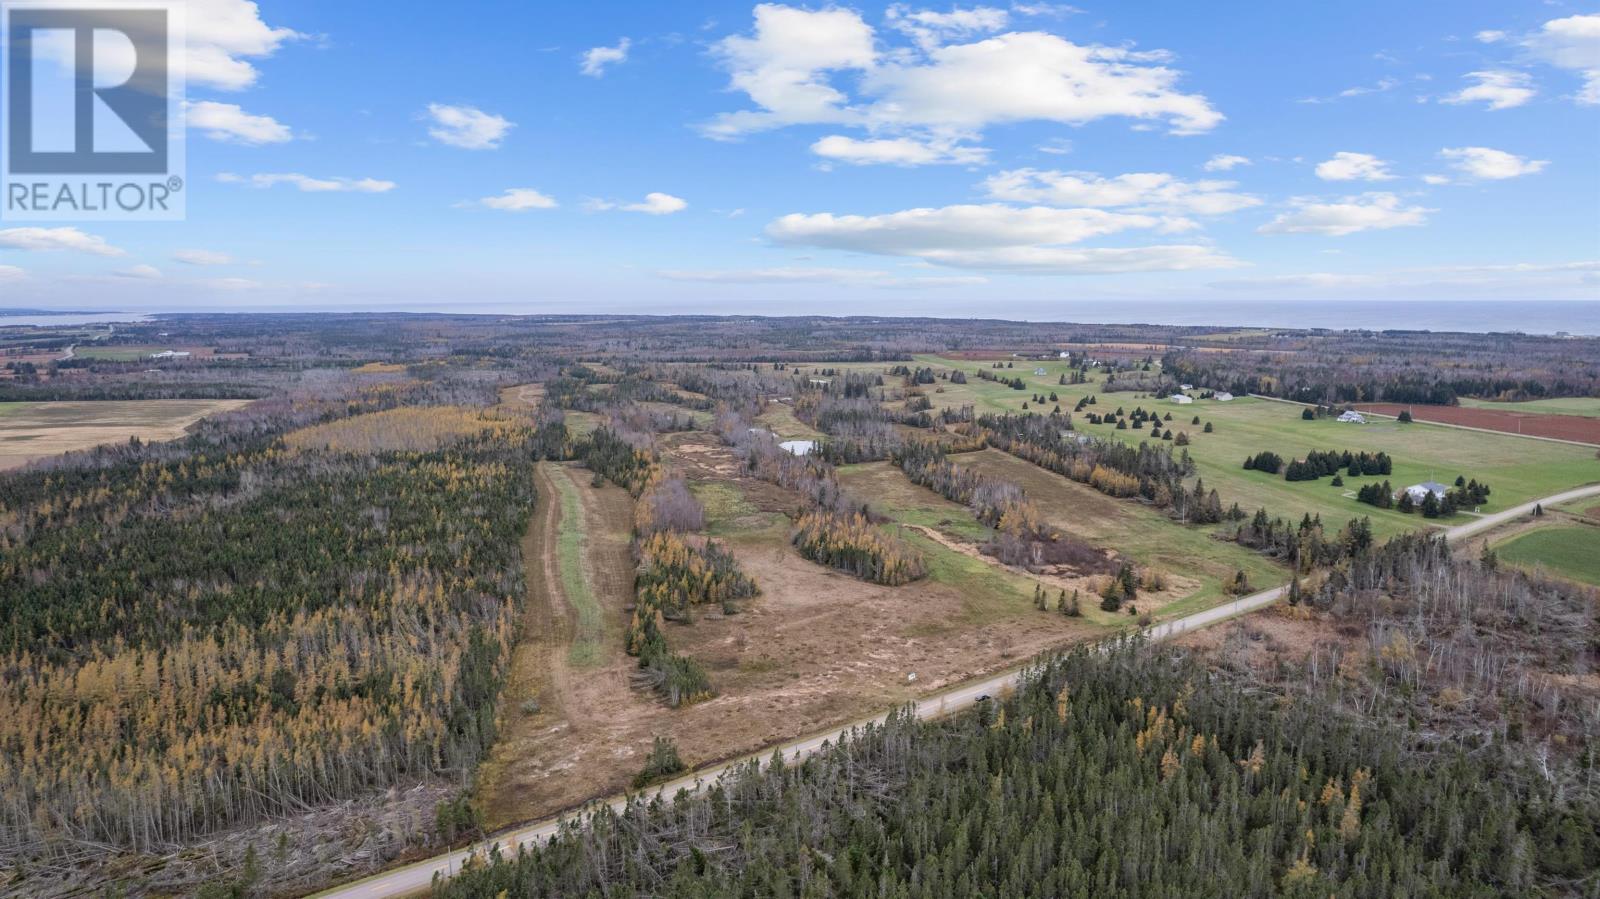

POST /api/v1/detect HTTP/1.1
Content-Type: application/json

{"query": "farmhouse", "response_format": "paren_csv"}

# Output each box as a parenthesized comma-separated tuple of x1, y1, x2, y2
(1169, 393, 1194, 404)
(1213, 391, 1234, 402)
(149, 350, 192, 359)
(1034, 367, 1048, 376)
(1180, 383, 1194, 391)
(1404, 481, 1449, 502)
(1338, 410, 1367, 423)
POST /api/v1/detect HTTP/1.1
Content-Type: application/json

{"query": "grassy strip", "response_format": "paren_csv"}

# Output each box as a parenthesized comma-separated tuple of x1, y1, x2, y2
(1494, 525, 1600, 587)
(547, 465, 606, 667)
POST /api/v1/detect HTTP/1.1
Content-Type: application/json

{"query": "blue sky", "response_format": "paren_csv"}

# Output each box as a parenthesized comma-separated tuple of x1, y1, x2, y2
(2, 0, 1597, 314)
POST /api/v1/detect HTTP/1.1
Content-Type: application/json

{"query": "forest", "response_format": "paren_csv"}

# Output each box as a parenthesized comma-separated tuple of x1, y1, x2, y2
(433, 637, 1597, 898)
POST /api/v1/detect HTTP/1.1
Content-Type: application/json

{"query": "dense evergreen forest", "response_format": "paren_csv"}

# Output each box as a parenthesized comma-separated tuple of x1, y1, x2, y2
(0, 373, 558, 862)
(433, 639, 1598, 898)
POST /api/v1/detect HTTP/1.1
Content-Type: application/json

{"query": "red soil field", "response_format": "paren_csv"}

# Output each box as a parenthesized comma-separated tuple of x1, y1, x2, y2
(1354, 403, 1600, 445)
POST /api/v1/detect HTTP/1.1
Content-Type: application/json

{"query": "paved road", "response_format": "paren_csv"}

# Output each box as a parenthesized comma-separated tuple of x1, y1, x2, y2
(310, 483, 1600, 899)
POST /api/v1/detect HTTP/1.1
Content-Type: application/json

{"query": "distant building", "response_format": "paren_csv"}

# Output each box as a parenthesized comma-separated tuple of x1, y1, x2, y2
(149, 350, 191, 359)
(1034, 367, 1048, 376)
(1337, 410, 1366, 423)
(1169, 393, 1194, 404)
(1059, 351, 1071, 359)
(1213, 391, 1234, 402)
(808, 378, 831, 387)
(1179, 383, 1194, 391)
(1404, 481, 1449, 502)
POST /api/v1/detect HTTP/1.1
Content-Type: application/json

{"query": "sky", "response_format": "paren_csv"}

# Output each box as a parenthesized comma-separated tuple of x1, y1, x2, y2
(1, 0, 1598, 316)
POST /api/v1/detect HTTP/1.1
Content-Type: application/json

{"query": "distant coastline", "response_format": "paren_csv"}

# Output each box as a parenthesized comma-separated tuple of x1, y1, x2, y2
(1, 301, 1593, 336)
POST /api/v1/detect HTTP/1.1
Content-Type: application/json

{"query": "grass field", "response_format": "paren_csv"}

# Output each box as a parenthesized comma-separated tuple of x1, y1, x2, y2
(0, 398, 251, 470)
(72, 345, 174, 361)
(907, 355, 1600, 538)
(1460, 397, 1600, 419)
(1494, 525, 1600, 586)
(547, 465, 606, 667)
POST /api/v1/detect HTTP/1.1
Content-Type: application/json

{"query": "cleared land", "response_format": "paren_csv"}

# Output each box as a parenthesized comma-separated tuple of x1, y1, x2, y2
(1355, 402, 1600, 445)
(1494, 525, 1600, 586)
(0, 399, 251, 469)
(1460, 396, 1600, 419)
(907, 355, 1600, 538)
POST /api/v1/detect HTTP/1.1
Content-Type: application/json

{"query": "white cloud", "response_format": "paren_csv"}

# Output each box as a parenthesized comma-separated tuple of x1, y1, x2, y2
(1299, 77, 1399, 103)
(1442, 70, 1536, 109)
(704, 5, 1221, 143)
(886, 4, 1009, 50)
(1475, 30, 1506, 44)
(115, 264, 164, 280)
(217, 173, 396, 193)
(186, 0, 302, 91)
(425, 104, 514, 150)
(982, 169, 1260, 215)
(1421, 174, 1451, 185)
(1524, 14, 1600, 104)
(1203, 154, 1250, 172)
(1259, 193, 1431, 237)
(186, 100, 292, 144)
(0, 265, 25, 281)
(1439, 146, 1548, 179)
(464, 188, 560, 211)
(811, 135, 987, 166)
(587, 192, 688, 215)
(173, 249, 235, 265)
(1037, 138, 1073, 155)
(765, 203, 1240, 273)
(581, 38, 631, 77)
(0, 227, 124, 256)
(1210, 272, 1373, 290)
(1314, 152, 1395, 182)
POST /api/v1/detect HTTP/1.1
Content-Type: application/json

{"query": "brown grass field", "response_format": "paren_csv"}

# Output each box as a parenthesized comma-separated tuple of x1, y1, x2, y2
(1355, 403, 1600, 445)
(0, 399, 251, 470)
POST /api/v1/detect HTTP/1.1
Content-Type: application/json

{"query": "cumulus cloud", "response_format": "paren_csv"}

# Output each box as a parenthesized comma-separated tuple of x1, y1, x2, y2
(1203, 154, 1250, 172)
(885, 4, 1010, 49)
(1259, 193, 1431, 237)
(1442, 70, 1536, 109)
(587, 192, 688, 215)
(425, 104, 514, 149)
(581, 38, 631, 77)
(1475, 30, 1506, 44)
(982, 169, 1259, 216)
(463, 188, 560, 211)
(1438, 146, 1547, 179)
(765, 203, 1240, 274)
(186, 0, 302, 91)
(703, 3, 1221, 151)
(173, 249, 236, 265)
(0, 227, 124, 256)
(1314, 152, 1395, 182)
(811, 135, 987, 166)
(218, 172, 396, 193)
(186, 100, 292, 144)
(1524, 14, 1600, 104)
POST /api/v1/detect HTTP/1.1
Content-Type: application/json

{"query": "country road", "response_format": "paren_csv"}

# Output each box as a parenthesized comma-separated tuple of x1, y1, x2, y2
(310, 481, 1600, 899)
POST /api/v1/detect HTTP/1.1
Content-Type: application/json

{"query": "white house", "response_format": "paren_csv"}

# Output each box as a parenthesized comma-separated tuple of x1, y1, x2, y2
(1179, 383, 1194, 391)
(1337, 411, 1366, 424)
(1034, 367, 1048, 376)
(1404, 481, 1449, 502)
(1213, 391, 1234, 402)
(149, 350, 191, 359)
(1059, 351, 1071, 359)
(1169, 393, 1194, 404)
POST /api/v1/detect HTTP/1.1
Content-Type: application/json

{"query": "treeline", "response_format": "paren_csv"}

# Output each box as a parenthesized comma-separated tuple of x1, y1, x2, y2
(627, 533, 757, 707)
(792, 510, 926, 585)
(968, 412, 1200, 516)
(433, 640, 1593, 898)
(1245, 449, 1393, 481)
(1355, 478, 1491, 516)
(1232, 508, 1374, 569)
